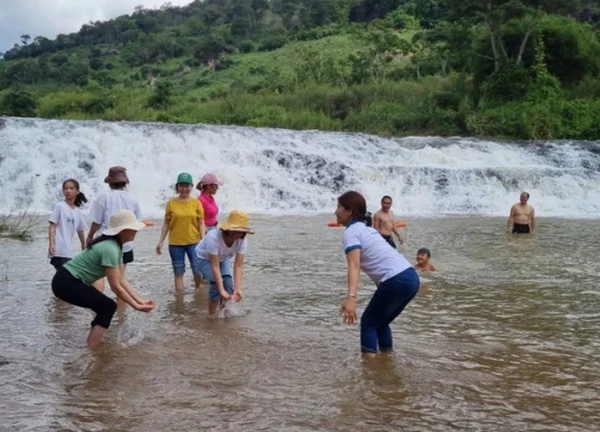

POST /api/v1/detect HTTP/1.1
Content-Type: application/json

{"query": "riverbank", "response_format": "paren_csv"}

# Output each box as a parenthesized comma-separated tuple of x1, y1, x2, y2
(3, 28, 600, 141)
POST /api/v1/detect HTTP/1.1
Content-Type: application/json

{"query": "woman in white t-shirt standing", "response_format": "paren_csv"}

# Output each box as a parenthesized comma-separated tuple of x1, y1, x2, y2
(48, 179, 88, 270)
(335, 191, 420, 358)
(193, 210, 254, 317)
(86, 166, 142, 292)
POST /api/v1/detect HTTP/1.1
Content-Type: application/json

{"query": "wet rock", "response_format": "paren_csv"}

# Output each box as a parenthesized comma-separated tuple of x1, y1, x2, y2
(277, 157, 290, 168)
(435, 175, 448, 191)
(78, 161, 93, 173)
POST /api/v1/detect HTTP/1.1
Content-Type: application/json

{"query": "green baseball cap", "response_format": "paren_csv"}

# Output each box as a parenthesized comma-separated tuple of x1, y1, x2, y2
(176, 172, 193, 184)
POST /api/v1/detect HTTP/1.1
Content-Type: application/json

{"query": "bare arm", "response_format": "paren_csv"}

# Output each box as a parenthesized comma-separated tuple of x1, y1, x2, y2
(373, 212, 381, 233)
(86, 222, 101, 246)
(155, 217, 171, 254)
(340, 249, 361, 324)
(77, 230, 86, 250)
(119, 272, 145, 304)
(209, 253, 229, 299)
(233, 253, 245, 294)
(48, 223, 56, 254)
(198, 218, 206, 239)
(506, 206, 515, 233)
(105, 267, 144, 309)
(346, 249, 361, 296)
(390, 211, 403, 243)
(530, 208, 536, 233)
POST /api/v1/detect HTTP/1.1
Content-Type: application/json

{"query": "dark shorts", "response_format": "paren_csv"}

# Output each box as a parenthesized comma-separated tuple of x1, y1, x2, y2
(381, 234, 396, 249)
(50, 257, 71, 270)
(123, 250, 134, 264)
(512, 223, 531, 234)
(51, 268, 117, 329)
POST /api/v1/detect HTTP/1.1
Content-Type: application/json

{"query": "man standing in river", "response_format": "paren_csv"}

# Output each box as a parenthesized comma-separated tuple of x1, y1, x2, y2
(506, 192, 536, 234)
(374, 195, 403, 248)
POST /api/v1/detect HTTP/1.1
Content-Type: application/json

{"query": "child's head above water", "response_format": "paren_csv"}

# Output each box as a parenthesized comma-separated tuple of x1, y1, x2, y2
(416, 248, 431, 264)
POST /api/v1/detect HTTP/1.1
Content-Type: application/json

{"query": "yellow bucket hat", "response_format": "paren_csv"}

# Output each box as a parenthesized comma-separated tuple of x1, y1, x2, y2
(218, 210, 255, 234)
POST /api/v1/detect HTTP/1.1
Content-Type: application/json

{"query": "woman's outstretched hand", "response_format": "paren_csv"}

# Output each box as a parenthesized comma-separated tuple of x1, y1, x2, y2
(136, 299, 156, 312)
(232, 289, 243, 302)
(340, 298, 357, 324)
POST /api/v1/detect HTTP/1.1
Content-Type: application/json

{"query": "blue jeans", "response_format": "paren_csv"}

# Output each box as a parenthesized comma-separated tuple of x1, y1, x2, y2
(169, 244, 200, 276)
(360, 267, 420, 353)
(192, 258, 233, 302)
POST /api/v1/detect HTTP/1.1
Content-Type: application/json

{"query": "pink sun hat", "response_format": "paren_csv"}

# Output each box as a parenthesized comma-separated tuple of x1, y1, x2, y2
(196, 173, 224, 190)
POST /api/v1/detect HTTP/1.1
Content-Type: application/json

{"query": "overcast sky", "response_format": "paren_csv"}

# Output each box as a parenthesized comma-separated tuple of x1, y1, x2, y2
(0, 0, 193, 54)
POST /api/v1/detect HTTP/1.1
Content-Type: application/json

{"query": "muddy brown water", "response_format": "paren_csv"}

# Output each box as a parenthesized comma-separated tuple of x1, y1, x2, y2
(0, 215, 599, 431)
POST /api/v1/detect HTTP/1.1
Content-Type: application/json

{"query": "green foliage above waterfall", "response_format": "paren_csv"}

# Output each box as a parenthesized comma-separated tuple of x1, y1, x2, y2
(1, 0, 600, 139)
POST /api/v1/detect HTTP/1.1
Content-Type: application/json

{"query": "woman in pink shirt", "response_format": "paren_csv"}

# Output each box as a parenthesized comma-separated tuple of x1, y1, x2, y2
(196, 173, 224, 230)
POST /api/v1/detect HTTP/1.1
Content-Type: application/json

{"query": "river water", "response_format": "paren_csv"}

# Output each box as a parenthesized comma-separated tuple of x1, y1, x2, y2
(0, 214, 598, 431)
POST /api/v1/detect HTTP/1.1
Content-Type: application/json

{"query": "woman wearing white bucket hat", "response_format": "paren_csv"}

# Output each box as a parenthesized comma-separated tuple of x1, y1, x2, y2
(52, 210, 156, 348)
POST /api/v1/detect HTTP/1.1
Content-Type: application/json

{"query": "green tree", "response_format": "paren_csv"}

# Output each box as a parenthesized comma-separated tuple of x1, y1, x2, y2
(193, 36, 231, 64)
(349, 0, 405, 23)
(231, 0, 254, 37)
(407, 0, 446, 28)
(147, 81, 173, 109)
(538, 16, 600, 87)
(443, 0, 573, 72)
(7, 59, 41, 84)
(0, 89, 38, 117)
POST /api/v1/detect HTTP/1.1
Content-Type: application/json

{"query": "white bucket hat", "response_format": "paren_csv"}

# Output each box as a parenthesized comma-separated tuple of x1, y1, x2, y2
(103, 210, 146, 236)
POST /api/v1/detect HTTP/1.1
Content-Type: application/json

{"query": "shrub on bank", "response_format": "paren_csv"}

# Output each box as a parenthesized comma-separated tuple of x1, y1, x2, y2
(31, 74, 600, 140)
(466, 99, 600, 140)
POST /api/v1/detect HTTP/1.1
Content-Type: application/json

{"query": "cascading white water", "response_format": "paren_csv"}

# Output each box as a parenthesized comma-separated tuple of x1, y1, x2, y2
(1, 117, 599, 218)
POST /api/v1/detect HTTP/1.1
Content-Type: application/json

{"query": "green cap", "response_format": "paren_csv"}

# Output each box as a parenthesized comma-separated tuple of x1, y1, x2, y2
(176, 172, 193, 184)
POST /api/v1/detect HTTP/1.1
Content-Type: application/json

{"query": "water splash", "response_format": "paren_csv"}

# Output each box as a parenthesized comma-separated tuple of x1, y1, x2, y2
(1, 117, 599, 218)
(218, 300, 247, 318)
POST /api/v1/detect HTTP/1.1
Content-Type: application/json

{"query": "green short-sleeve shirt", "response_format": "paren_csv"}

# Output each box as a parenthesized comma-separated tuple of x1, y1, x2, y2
(64, 239, 122, 284)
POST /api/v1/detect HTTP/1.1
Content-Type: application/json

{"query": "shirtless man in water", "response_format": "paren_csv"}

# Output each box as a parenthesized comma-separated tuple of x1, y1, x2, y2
(506, 192, 536, 234)
(374, 195, 403, 248)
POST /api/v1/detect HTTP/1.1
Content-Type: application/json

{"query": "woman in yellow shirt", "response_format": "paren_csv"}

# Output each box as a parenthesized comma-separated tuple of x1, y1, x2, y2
(156, 172, 207, 291)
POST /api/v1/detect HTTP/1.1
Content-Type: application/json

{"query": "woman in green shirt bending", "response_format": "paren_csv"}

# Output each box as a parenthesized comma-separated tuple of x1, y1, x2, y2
(51, 210, 156, 348)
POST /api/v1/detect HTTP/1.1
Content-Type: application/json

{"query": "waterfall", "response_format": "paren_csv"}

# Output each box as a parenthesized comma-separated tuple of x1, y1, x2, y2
(1, 117, 599, 218)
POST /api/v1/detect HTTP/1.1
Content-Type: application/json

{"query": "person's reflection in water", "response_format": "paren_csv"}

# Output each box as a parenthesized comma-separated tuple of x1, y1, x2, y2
(336, 355, 408, 430)
(58, 348, 134, 430)
(166, 288, 207, 324)
(46, 292, 78, 339)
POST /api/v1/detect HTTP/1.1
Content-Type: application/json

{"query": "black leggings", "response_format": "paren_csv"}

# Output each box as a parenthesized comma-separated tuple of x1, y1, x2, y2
(51, 268, 117, 329)
(50, 257, 71, 270)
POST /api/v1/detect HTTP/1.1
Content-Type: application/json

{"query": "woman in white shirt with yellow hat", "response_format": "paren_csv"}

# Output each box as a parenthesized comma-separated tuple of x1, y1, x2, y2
(193, 209, 254, 316)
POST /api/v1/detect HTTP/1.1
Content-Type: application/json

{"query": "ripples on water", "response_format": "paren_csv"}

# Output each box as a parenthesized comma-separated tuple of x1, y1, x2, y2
(0, 216, 599, 431)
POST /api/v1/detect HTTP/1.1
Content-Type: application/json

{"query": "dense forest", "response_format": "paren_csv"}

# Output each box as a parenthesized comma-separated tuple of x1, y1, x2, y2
(1, 0, 599, 139)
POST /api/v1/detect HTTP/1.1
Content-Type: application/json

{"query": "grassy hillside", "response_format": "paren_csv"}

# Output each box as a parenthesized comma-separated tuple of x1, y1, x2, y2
(1, 0, 600, 139)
